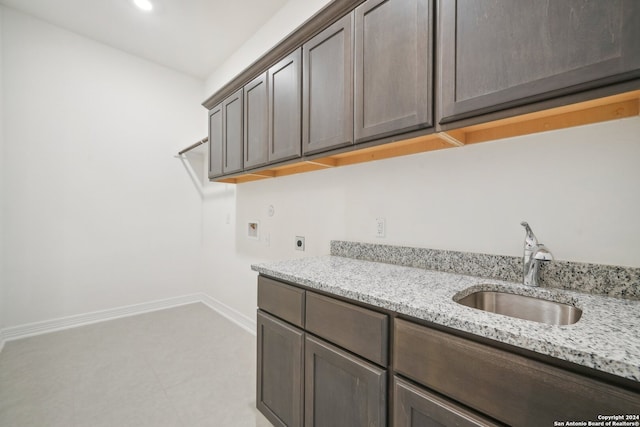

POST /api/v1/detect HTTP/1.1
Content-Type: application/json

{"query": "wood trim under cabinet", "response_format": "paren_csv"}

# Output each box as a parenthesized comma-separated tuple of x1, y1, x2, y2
(213, 89, 640, 184)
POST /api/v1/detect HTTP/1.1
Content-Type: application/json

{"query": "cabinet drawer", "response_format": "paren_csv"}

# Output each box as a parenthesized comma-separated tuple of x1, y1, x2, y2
(257, 276, 305, 328)
(393, 318, 640, 427)
(306, 292, 388, 366)
(393, 376, 500, 427)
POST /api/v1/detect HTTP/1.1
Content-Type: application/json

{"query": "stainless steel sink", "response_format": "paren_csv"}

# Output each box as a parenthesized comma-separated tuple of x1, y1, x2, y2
(456, 290, 582, 325)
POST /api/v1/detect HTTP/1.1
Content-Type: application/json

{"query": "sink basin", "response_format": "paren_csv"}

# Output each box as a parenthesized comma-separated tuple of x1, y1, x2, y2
(456, 290, 582, 325)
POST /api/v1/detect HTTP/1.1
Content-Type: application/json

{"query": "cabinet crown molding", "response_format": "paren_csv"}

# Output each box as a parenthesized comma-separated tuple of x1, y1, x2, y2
(202, 0, 365, 110)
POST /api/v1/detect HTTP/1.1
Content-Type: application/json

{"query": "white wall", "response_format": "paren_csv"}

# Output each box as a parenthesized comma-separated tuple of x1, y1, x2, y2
(3, 0, 636, 333)
(203, 118, 640, 322)
(205, 0, 332, 96)
(1, 7, 206, 328)
(235, 117, 640, 266)
(199, 1, 640, 325)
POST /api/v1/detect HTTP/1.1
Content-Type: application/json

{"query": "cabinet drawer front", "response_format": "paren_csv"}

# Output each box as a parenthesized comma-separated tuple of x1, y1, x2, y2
(393, 318, 640, 427)
(257, 276, 305, 328)
(393, 377, 500, 427)
(306, 292, 388, 366)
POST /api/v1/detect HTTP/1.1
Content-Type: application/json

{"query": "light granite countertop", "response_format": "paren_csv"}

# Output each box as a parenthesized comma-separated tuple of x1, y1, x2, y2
(252, 255, 640, 382)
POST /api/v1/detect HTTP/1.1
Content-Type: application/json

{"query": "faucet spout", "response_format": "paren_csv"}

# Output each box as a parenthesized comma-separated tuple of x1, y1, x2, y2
(520, 221, 537, 248)
(520, 222, 553, 286)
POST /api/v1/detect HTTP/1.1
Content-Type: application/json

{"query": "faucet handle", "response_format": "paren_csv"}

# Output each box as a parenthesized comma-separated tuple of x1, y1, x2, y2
(533, 245, 554, 261)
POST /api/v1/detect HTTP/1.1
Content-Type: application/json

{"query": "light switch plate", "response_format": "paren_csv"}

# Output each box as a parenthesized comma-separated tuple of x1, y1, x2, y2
(376, 218, 386, 238)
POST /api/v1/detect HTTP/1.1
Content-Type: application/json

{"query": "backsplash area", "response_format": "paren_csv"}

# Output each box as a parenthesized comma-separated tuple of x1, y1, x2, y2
(330, 241, 640, 300)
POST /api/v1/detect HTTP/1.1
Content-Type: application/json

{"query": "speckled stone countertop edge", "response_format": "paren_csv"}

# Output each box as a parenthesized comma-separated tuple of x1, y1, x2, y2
(329, 240, 640, 300)
(252, 256, 640, 383)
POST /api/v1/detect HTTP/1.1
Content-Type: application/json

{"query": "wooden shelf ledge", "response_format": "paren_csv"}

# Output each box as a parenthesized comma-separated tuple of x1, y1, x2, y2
(212, 90, 640, 184)
(459, 90, 640, 145)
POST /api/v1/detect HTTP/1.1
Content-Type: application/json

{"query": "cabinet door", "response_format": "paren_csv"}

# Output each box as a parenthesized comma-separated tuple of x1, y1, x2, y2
(393, 377, 500, 427)
(269, 49, 302, 163)
(305, 335, 386, 427)
(438, 0, 640, 125)
(303, 13, 354, 155)
(354, 0, 433, 143)
(257, 311, 304, 427)
(244, 73, 269, 169)
(222, 88, 243, 174)
(208, 103, 223, 178)
(393, 318, 640, 427)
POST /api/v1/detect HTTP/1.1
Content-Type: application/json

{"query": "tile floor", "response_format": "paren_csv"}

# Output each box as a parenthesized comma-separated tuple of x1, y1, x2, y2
(0, 303, 272, 426)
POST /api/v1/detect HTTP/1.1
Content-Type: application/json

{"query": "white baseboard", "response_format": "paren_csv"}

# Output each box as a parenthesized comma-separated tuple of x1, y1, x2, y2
(0, 293, 255, 352)
(200, 293, 257, 336)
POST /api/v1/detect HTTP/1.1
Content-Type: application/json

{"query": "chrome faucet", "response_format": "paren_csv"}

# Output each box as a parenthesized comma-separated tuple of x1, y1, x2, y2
(520, 222, 554, 286)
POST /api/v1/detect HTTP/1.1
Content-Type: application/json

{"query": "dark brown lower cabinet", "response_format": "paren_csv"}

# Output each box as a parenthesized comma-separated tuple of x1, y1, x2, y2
(257, 311, 304, 427)
(393, 377, 500, 427)
(393, 318, 640, 427)
(257, 275, 640, 427)
(305, 335, 386, 427)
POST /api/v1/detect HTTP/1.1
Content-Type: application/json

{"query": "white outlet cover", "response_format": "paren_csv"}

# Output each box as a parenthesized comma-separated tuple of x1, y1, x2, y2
(248, 221, 259, 240)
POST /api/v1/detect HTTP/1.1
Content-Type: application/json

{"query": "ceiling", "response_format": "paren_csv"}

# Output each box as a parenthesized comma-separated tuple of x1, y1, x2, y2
(0, 0, 289, 79)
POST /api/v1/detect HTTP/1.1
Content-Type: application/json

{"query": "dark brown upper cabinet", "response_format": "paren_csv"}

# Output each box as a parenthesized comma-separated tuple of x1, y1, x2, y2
(354, 0, 433, 143)
(302, 13, 354, 155)
(437, 0, 640, 127)
(208, 89, 243, 178)
(222, 88, 244, 175)
(268, 49, 302, 163)
(208, 103, 223, 179)
(244, 73, 269, 170)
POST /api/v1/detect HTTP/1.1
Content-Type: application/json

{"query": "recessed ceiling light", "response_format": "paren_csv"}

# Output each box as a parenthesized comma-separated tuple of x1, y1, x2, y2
(133, 0, 153, 12)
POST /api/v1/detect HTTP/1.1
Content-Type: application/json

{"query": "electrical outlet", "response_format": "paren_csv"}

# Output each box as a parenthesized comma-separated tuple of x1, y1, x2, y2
(295, 236, 305, 251)
(248, 221, 259, 240)
(376, 218, 386, 238)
